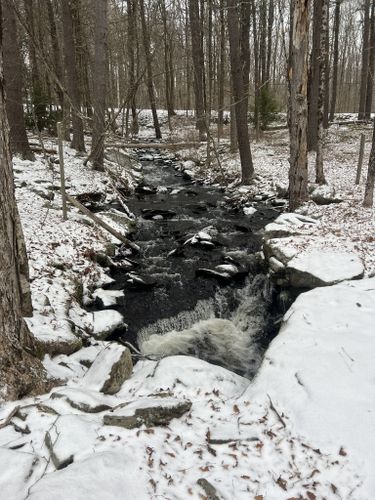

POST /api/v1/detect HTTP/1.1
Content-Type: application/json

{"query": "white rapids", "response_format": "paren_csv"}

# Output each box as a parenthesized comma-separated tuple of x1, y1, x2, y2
(139, 275, 273, 378)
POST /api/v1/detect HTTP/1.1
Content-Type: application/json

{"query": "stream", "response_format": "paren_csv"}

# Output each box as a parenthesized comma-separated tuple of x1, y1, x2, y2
(96, 151, 279, 378)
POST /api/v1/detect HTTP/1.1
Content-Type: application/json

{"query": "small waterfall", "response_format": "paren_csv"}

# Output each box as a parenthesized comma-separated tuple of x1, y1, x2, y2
(139, 275, 274, 378)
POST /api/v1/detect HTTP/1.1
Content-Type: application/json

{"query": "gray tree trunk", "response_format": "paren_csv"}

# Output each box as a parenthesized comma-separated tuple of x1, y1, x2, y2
(61, 0, 85, 151)
(315, 0, 328, 184)
(365, 0, 375, 119)
(289, 0, 310, 211)
(307, 0, 322, 151)
(329, 0, 342, 122)
(359, 0, 371, 120)
(227, 0, 254, 184)
(91, 0, 109, 170)
(188, 0, 206, 140)
(139, 0, 162, 140)
(2, 0, 34, 160)
(364, 119, 375, 207)
(0, 22, 47, 400)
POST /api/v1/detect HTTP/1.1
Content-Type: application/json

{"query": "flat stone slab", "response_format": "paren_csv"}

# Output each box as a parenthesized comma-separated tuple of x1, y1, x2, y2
(103, 397, 192, 429)
(287, 250, 364, 288)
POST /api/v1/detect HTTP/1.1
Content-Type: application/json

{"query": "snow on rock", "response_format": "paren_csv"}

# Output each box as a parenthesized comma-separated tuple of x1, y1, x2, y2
(103, 397, 192, 429)
(50, 387, 116, 413)
(92, 310, 124, 339)
(263, 212, 319, 240)
(287, 250, 364, 287)
(310, 183, 342, 205)
(82, 344, 133, 394)
(243, 205, 257, 216)
(248, 277, 375, 497)
(27, 451, 149, 500)
(44, 414, 100, 469)
(92, 288, 124, 307)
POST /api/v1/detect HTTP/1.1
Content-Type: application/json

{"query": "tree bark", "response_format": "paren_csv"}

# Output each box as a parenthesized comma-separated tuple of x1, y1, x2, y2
(329, 0, 341, 121)
(227, 0, 254, 184)
(188, 0, 206, 140)
(61, 0, 85, 151)
(139, 0, 162, 139)
(0, 10, 47, 400)
(127, 0, 139, 136)
(315, 0, 328, 184)
(364, 118, 375, 207)
(217, 0, 225, 140)
(289, 0, 310, 211)
(91, 0, 109, 170)
(365, 0, 375, 119)
(2, 0, 34, 160)
(307, 0, 322, 151)
(359, 0, 371, 120)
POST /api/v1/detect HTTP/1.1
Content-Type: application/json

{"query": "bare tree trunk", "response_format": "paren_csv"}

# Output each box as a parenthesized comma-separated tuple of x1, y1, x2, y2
(2, 0, 34, 160)
(364, 119, 375, 207)
(251, 0, 261, 140)
(217, 0, 225, 140)
(307, 0, 322, 151)
(365, 0, 375, 119)
(127, 0, 139, 136)
(266, 0, 274, 85)
(188, 0, 206, 140)
(139, 0, 162, 139)
(91, 0, 109, 170)
(227, 0, 254, 184)
(61, 0, 85, 151)
(289, 0, 310, 211)
(329, 0, 341, 121)
(359, 0, 371, 120)
(315, 0, 328, 184)
(0, 16, 47, 400)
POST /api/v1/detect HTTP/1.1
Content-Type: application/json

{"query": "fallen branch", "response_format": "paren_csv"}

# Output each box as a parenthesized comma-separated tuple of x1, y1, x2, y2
(267, 394, 286, 428)
(66, 194, 139, 252)
(0, 405, 20, 429)
(106, 142, 202, 150)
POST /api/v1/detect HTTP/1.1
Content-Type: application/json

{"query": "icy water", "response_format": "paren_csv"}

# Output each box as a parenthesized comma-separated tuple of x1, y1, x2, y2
(101, 151, 278, 378)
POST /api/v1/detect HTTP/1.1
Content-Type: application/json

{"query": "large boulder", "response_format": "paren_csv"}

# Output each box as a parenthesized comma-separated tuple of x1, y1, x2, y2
(286, 250, 364, 288)
(82, 344, 133, 394)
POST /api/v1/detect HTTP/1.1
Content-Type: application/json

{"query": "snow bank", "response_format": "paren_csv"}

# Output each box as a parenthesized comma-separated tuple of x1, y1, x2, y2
(248, 277, 375, 496)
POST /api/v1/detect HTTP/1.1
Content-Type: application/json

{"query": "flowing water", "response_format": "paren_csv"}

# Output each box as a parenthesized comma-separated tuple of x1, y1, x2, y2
(99, 151, 279, 378)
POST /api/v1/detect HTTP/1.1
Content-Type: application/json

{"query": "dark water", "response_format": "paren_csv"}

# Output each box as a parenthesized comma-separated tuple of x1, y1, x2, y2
(93, 150, 279, 376)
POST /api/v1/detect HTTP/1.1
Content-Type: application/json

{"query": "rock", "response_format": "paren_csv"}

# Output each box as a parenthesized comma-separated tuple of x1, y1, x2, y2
(311, 184, 342, 205)
(263, 238, 298, 266)
(286, 251, 364, 288)
(135, 183, 157, 195)
(92, 288, 124, 307)
(264, 213, 318, 240)
(124, 273, 156, 290)
(83, 344, 133, 395)
(92, 310, 124, 340)
(196, 265, 247, 282)
(275, 182, 288, 198)
(182, 169, 194, 180)
(103, 398, 192, 429)
(27, 318, 82, 358)
(44, 415, 99, 470)
(142, 208, 176, 219)
(101, 209, 136, 232)
(243, 206, 257, 216)
(51, 388, 115, 413)
(76, 192, 104, 205)
(105, 149, 139, 171)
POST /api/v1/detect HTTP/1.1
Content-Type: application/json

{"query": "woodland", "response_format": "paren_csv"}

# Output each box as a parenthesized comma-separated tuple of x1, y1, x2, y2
(0, 0, 375, 499)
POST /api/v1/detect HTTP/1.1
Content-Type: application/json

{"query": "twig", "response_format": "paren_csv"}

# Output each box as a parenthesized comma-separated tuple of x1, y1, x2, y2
(267, 394, 286, 428)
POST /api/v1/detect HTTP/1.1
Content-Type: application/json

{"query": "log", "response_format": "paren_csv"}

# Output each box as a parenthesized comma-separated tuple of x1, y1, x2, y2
(106, 141, 202, 150)
(66, 194, 139, 251)
(30, 145, 57, 154)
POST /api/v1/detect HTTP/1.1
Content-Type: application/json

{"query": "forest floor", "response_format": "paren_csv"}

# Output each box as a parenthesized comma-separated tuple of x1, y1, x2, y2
(0, 113, 374, 499)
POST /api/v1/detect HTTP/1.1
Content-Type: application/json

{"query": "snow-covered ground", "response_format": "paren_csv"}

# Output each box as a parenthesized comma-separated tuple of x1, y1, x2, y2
(1, 278, 374, 499)
(1, 118, 375, 498)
